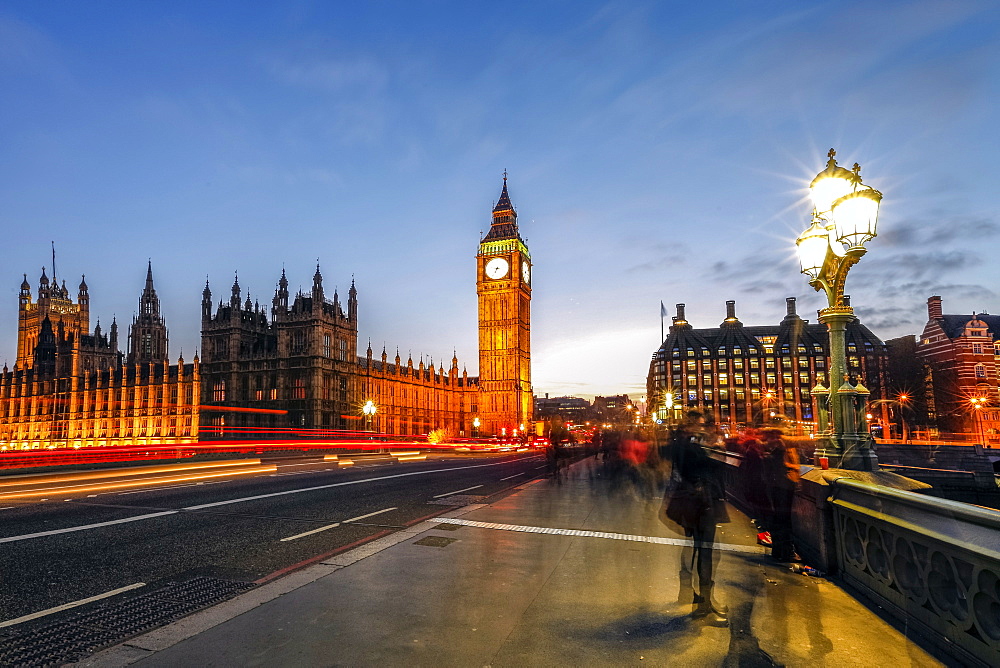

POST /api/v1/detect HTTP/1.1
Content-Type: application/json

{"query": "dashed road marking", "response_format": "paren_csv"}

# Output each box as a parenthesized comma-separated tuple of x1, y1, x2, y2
(280, 507, 397, 542)
(432, 485, 483, 499)
(0, 582, 146, 628)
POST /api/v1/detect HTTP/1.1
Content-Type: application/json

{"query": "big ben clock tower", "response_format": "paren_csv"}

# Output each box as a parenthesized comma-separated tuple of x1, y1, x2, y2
(477, 174, 532, 438)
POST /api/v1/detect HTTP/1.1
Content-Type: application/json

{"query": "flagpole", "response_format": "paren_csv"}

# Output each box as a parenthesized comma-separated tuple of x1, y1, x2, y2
(660, 301, 664, 343)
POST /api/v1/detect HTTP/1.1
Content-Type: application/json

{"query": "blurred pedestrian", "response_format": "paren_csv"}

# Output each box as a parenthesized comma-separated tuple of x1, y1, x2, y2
(665, 411, 728, 625)
(763, 428, 800, 562)
(739, 437, 772, 541)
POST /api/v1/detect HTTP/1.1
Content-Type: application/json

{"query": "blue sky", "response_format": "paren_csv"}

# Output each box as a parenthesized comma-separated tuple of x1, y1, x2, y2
(1, 0, 998, 400)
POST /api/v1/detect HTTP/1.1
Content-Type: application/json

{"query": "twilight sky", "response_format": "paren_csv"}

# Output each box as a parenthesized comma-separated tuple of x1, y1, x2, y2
(1, 1, 998, 400)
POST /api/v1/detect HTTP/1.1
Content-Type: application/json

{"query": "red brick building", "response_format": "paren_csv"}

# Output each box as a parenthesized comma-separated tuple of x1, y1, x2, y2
(916, 295, 999, 440)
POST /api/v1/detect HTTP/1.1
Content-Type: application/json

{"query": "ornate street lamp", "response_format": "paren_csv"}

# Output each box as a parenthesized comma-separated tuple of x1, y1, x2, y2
(472, 417, 480, 439)
(796, 149, 883, 470)
(362, 400, 377, 433)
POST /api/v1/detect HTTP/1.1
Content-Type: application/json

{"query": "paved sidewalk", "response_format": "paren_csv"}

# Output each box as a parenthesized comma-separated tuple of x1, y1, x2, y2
(82, 459, 944, 667)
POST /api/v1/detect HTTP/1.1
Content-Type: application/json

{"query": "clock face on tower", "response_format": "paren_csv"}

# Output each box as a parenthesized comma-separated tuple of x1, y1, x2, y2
(485, 257, 510, 280)
(522, 261, 530, 284)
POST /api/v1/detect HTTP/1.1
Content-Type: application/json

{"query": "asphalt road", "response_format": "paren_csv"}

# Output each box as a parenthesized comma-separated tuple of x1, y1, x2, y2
(0, 450, 547, 626)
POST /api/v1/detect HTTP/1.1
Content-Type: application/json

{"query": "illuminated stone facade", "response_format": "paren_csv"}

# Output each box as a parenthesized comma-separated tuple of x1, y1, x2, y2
(647, 298, 888, 433)
(1, 265, 199, 450)
(476, 176, 532, 437)
(199, 267, 478, 439)
(358, 347, 478, 436)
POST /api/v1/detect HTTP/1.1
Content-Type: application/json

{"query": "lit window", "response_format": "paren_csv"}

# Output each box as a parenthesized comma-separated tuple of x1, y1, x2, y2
(976, 364, 986, 378)
(973, 344, 983, 354)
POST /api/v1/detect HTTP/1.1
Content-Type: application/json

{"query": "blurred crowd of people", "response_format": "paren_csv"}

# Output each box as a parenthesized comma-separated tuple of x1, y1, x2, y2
(578, 410, 804, 626)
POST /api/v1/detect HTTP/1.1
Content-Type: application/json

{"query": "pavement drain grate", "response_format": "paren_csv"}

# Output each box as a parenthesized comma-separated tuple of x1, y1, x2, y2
(0, 576, 256, 667)
(414, 536, 458, 548)
(427, 494, 487, 506)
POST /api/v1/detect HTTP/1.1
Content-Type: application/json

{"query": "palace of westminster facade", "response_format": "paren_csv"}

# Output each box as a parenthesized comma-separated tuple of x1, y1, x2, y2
(0, 178, 533, 449)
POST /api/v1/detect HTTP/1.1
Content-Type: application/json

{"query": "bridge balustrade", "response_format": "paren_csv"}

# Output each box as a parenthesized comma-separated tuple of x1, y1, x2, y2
(707, 447, 1000, 667)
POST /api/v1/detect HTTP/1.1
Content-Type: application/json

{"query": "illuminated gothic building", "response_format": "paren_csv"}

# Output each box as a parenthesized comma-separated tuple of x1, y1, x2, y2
(914, 295, 999, 437)
(0, 264, 199, 450)
(200, 176, 529, 440)
(647, 298, 888, 433)
(358, 347, 478, 437)
(199, 267, 478, 439)
(476, 176, 532, 436)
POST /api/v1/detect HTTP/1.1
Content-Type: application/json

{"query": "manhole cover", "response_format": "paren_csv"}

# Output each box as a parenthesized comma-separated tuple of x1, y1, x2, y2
(414, 536, 458, 548)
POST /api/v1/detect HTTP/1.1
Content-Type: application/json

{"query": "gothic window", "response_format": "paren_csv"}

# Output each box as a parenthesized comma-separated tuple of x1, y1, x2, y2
(323, 334, 332, 358)
(141, 333, 152, 357)
(339, 376, 348, 401)
(213, 380, 226, 402)
(292, 377, 306, 399)
(339, 339, 348, 361)
(293, 331, 306, 352)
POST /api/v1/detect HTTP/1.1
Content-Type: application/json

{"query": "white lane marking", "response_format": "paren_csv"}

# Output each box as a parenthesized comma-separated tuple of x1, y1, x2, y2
(0, 582, 146, 628)
(429, 519, 765, 555)
(432, 484, 483, 499)
(0, 507, 14, 511)
(343, 507, 397, 524)
(0, 511, 178, 545)
(279, 507, 397, 542)
(116, 483, 203, 495)
(534, 465, 547, 470)
(280, 522, 341, 542)
(183, 459, 528, 511)
(500, 473, 526, 481)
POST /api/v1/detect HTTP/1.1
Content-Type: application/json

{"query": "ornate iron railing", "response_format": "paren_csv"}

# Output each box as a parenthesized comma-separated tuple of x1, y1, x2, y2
(831, 479, 1000, 666)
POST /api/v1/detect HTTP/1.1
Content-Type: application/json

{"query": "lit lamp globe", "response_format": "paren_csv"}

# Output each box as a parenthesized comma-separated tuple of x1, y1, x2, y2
(831, 188, 881, 251)
(809, 158, 855, 215)
(796, 219, 831, 279)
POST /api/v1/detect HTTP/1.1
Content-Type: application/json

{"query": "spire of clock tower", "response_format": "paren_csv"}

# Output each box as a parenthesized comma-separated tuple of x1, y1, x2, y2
(483, 173, 522, 242)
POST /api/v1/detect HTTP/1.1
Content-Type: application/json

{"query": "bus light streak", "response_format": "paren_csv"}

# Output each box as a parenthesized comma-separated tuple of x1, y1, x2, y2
(0, 465, 277, 500)
(0, 459, 263, 488)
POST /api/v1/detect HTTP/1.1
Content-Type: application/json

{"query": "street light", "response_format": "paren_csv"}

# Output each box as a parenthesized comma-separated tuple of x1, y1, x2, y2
(796, 149, 883, 470)
(472, 417, 480, 439)
(362, 400, 377, 433)
(970, 397, 988, 446)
